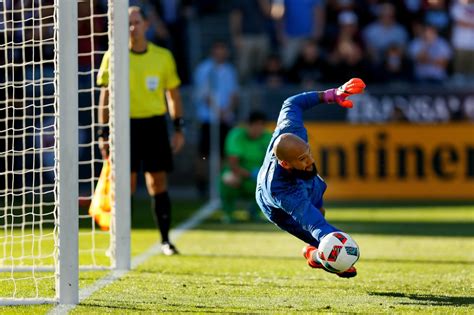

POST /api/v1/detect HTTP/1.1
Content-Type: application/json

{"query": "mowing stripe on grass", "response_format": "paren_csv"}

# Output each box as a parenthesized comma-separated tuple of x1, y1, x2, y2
(49, 199, 219, 315)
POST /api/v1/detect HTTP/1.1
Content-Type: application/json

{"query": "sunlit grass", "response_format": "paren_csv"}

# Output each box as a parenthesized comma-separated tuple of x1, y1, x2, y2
(1, 203, 473, 314)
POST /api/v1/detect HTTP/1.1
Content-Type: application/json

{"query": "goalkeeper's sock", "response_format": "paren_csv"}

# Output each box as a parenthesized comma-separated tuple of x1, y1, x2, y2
(153, 191, 171, 243)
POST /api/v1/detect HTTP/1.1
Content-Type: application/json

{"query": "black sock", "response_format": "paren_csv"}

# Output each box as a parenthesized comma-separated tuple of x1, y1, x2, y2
(152, 191, 171, 243)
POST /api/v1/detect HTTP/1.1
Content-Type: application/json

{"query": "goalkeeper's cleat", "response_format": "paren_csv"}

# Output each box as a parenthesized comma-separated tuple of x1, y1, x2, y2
(161, 242, 179, 256)
(302, 244, 316, 259)
(302, 245, 324, 269)
(319, 263, 358, 278)
(336, 266, 357, 278)
(303, 244, 357, 277)
(302, 245, 357, 278)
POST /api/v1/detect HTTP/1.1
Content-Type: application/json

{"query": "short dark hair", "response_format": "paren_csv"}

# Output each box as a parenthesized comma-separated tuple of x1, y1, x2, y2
(248, 110, 267, 124)
(129, 6, 148, 20)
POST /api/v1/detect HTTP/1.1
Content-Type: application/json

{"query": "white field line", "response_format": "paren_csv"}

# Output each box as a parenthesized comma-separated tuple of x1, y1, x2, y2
(48, 199, 219, 315)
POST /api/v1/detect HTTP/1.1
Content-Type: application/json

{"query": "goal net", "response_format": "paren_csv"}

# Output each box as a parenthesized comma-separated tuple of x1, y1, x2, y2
(77, 0, 130, 272)
(77, 0, 113, 269)
(0, 0, 129, 304)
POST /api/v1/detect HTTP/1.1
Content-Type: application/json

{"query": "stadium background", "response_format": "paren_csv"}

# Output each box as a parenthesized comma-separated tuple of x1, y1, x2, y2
(2, 0, 472, 201)
(114, 0, 473, 201)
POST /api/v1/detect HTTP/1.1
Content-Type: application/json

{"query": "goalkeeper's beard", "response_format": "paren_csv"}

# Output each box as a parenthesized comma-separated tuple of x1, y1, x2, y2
(290, 163, 317, 180)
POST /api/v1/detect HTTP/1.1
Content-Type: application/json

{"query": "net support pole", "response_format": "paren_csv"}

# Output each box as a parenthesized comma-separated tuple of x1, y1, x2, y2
(57, 0, 79, 305)
(111, 0, 131, 271)
(209, 101, 220, 203)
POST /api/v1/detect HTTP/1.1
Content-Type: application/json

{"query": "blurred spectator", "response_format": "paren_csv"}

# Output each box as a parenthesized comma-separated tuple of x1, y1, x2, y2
(288, 39, 326, 88)
(408, 23, 452, 83)
(193, 40, 239, 197)
(374, 43, 414, 83)
(220, 111, 272, 223)
(273, 0, 326, 67)
(423, 0, 450, 37)
(257, 53, 288, 88)
(229, 0, 272, 83)
(324, 0, 362, 38)
(450, 0, 474, 76)
(146, 0, 193, 84)
(363, 3, 409, 65)
(398, 0, 424, 38)
(326, 11, 369, 82)
(1, 0, 56, 103)
(358, 0, 382, 26)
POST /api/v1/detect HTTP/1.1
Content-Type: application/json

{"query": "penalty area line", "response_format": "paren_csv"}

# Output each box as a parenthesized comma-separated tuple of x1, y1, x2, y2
(49, 199, 219, 315)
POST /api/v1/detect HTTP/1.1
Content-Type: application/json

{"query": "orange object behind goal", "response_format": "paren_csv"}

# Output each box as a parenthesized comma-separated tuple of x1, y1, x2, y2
(89, 160, 112, 231)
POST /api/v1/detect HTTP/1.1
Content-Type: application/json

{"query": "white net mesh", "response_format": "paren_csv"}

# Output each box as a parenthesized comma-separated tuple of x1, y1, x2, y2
(0, 0, 58, 300)
(76, 0, 113, 269)
(0, 0, 115, 302)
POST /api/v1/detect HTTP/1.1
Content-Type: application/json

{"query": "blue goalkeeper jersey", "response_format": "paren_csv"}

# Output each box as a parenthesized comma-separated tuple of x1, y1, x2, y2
(255, 92, 338, 243)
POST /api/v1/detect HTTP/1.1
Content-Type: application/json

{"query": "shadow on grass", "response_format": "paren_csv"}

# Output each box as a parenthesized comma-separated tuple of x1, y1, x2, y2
(142, 253, 473, 266)
(194, 219, 474, 237)
(362, 257, 473, 265)
(78, 300, 149, 311)
(331, 220, 474, 237)
(81, 300, 274, 313)
(369, 291, 474, 307)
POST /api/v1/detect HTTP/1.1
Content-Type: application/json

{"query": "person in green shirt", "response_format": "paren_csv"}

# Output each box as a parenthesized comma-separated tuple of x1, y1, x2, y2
(220, 111, 272, 222)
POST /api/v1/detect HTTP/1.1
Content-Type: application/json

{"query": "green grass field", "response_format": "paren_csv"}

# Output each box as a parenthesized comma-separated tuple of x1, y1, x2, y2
(1, 200, 473, 314)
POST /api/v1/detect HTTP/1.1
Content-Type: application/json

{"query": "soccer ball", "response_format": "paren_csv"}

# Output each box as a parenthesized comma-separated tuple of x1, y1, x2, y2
(317, 232, 360, 273)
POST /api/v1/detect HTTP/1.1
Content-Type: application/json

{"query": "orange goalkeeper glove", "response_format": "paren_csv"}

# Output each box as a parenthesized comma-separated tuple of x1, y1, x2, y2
(322, 78, 366, 108)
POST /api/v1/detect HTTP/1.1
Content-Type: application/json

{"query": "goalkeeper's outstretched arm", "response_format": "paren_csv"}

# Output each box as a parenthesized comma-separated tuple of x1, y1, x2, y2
(274, 78, 366, 141)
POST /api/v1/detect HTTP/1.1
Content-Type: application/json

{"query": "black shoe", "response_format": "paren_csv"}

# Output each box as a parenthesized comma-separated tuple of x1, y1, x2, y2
(161, 242, 179, 256)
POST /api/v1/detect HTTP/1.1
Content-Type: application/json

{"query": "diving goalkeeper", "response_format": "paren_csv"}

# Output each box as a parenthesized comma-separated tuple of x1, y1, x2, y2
(255, 78, 366, 278)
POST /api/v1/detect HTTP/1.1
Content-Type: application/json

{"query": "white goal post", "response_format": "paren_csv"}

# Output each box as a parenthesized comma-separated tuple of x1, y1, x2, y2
(0, 0, 130, 305)
(109, 0, 131, 272)
(57, 0, 79, 305)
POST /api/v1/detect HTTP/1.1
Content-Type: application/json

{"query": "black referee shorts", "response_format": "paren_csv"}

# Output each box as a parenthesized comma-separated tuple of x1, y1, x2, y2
(130, 115, 173, 173)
